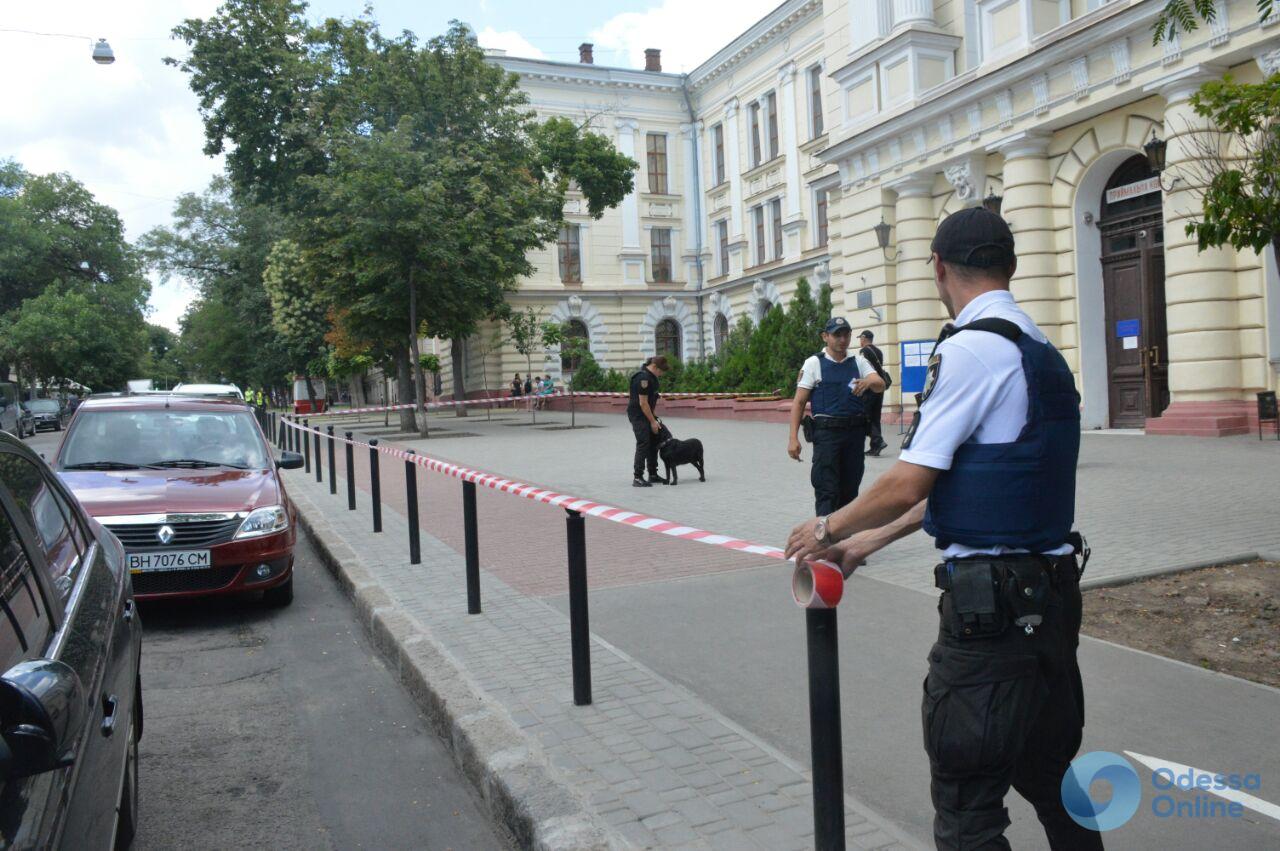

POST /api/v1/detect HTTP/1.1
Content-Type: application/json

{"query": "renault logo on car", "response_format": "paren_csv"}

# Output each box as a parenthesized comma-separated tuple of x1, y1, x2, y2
(157, 525, 175, 545)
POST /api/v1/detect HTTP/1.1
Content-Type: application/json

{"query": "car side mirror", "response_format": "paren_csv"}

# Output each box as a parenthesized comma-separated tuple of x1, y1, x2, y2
(276, 451, 304, 470)
(0, 660, 87, 780)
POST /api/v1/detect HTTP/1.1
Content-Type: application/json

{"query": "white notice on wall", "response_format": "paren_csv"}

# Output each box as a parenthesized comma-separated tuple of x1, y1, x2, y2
(1122, 336, 1138, 350)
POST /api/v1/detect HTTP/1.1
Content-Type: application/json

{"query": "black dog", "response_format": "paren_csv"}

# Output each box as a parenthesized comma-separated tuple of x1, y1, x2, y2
(655, 422, 705, 486)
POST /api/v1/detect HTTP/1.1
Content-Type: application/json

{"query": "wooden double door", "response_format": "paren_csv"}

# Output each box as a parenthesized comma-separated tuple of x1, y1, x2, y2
(1100, 211, 1169, 428)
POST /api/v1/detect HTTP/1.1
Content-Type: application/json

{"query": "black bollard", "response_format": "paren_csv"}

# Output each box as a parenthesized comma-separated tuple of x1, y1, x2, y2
(369, 440, 382, 533)
(285, 416, 292, 452)
(327, 427, 337, 495)
(463, 480, 480, 614)
(565, 508, 591, 706)
(404, 450, 421, 565)
(345, 432, 356, 510)
(303, 419, 311, 473)
(313, 427, 322, 483)
(806, 608, 845, 851)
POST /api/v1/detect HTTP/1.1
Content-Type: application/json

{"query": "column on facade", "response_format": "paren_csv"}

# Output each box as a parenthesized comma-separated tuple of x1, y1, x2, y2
(1150, 65, 1245, 429)
(777, 62, 805, 259)
(889, 174, 945, 346)
(723, 98, 748, 276)
(680, 121, 703, 285)
(616, 117, 646, 285)
(994, 132, 1060, 342)
(892, 0, 935, 26)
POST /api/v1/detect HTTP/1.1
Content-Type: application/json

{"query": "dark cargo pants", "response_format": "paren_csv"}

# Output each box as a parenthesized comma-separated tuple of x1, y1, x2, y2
(630, 414, 659, 480)
(810, 424, 866, 515)
(922, 559, 1104, 850)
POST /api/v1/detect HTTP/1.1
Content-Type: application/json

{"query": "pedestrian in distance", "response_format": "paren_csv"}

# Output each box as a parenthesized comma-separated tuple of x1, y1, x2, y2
(629, 355, 668, 487)
(858, 330, 891, 456)
(785, 207, 1100, 851)
(787, 317, 885, 515)
(511, 374, 523, 397)
(523, 375, 533, 396)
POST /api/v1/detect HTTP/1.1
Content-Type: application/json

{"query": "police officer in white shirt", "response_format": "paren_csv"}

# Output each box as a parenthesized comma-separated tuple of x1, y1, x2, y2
(785, 208, 1101, 850)
(788, 317, 885, 515)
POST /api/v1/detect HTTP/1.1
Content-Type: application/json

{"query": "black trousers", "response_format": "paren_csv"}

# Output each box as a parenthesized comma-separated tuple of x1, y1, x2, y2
(630, 414, 659, 479)
(809, 424, 866, 515)
(865, 392, 886, 449)
(923, 561, 1103, 851)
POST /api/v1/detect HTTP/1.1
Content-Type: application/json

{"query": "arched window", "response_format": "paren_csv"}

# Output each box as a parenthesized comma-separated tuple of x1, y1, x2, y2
(561, 319, 589, 371)
(757, 299, 773, 322)
(713, 314, 729, 352)
(655, 318, 681, 360)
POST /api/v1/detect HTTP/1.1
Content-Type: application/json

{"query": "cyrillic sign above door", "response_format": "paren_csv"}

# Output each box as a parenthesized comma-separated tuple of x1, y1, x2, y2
(1105, 176, 1161, 204)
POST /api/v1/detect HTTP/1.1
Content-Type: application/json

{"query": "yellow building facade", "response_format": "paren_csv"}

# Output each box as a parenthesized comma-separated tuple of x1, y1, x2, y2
(437, 0, 1280, 436)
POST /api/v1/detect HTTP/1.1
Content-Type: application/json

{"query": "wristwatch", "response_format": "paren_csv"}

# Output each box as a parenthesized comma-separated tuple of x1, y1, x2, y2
(814, 515, 832, 547)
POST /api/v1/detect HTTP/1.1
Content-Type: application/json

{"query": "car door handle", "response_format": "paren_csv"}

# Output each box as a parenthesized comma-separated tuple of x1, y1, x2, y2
(122, 599, 135, 622)
(101, 695, 118, 738)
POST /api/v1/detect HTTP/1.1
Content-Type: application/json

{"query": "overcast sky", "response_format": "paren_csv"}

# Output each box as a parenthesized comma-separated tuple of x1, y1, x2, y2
(1, 0, 780, 330)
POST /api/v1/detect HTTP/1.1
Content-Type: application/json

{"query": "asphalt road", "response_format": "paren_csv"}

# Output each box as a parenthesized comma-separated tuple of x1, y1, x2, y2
(25, 429, 510, 851)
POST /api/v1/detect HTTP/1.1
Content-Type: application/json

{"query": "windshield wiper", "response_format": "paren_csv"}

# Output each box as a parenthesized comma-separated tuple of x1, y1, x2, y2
(149, 459, 250, 470)
(63, 461, 144, 471)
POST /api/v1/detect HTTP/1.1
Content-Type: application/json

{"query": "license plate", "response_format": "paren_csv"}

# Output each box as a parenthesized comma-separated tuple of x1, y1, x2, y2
(127, 550, 212, 573)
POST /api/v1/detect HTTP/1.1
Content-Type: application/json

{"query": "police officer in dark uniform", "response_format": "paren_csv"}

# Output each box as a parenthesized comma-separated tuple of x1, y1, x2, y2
(788, 317, 885, 515)
(629, 355, 669, 487)
(786, 208, 1102, 850)
(858, 330, 890, 456)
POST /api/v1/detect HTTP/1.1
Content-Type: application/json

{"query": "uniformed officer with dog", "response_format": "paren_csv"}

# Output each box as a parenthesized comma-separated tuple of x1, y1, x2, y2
(629, 355, 669, 487)
(786, 208, 1102, 851)
(788, 317, 885, 515)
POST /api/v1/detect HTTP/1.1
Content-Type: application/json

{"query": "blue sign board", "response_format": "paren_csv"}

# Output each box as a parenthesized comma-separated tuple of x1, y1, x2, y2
(899, 339, 934, 394)
(1115, 319, 1139, 338)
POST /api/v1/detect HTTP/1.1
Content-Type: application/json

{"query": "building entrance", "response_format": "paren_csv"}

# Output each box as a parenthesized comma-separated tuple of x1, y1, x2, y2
(1099, 155, 1169, 428)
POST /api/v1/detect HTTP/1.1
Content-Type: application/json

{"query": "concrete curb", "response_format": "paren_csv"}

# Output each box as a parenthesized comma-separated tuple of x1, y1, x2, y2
(294, 494, 623, 851)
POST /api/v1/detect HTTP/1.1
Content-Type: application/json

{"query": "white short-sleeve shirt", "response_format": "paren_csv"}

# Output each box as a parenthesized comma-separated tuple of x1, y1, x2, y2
(797, 350, 877, 414)
(898, 289, 1072, 557)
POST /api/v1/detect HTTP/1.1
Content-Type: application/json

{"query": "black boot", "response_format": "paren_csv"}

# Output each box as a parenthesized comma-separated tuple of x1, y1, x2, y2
(632, 477, 652, 487)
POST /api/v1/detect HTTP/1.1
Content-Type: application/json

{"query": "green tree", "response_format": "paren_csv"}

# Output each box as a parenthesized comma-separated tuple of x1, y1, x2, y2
(773, 278, 822, 392)
(263, 238, 329, 408)
(1154, 0, 1275, 44)
(507, 307, 548, 382)
(1182, 74, 1280, 269)
(142, 323, 186, 389)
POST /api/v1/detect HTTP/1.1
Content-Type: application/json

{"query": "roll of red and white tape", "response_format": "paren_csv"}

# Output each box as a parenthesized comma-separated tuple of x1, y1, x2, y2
(791, 559, 844, 609)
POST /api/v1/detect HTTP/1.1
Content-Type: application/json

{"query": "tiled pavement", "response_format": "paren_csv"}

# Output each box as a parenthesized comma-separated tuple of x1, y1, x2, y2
(309, 409, 1280, 597)
(285, 469, 917, 850)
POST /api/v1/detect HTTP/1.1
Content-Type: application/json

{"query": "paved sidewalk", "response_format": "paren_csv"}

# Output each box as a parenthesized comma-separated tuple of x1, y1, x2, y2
(314, 409, 1280, 595)
(285, 469, 917, 850)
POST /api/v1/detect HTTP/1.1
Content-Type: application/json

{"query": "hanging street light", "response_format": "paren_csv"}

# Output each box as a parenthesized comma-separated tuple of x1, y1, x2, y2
(872, 217, 901, 260)
(982, 188, 1003, 216)
(92, 38, 115, 65)
(1144, 128, 1168, 173)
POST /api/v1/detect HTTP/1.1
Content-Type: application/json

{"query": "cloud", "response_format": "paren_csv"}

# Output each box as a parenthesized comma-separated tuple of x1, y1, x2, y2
(589, 0, 781, 73)
(0, 1, 224, 330)
(476, 26, 546, 60)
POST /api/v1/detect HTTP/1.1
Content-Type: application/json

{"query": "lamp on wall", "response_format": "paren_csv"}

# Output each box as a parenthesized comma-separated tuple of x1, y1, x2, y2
(872, 217, 900, 260)
(982, 188, 1003, 216)
(1144, 128, 1180, 191)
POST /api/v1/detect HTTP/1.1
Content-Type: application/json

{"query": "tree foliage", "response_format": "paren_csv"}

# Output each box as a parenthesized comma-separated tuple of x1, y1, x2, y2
(1153, 0, 1275, 44)
(263, 238, 329, 373)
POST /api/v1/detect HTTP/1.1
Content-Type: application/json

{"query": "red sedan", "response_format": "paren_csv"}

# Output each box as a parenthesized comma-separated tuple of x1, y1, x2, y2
(54, 395, 304, 604)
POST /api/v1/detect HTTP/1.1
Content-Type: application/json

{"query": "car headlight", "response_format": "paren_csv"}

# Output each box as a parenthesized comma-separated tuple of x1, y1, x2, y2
(234, 505, 289, 539)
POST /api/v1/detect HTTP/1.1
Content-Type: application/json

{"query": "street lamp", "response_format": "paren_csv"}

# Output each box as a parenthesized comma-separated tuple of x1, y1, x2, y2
(1144, 128, 1180, 191)
(92, 38, 115, 65)
(872, 217, 900, 260)
(982, 188, 1003, 216)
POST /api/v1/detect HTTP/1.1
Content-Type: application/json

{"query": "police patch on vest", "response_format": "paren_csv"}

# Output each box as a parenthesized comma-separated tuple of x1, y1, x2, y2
(640, 380, 649, 388)
(920, 354, 942, 403)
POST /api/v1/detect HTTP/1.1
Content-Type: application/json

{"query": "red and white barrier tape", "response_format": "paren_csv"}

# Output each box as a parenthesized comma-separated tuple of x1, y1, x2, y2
(307, 390, 779, 419)
(280, 418, 842, 608)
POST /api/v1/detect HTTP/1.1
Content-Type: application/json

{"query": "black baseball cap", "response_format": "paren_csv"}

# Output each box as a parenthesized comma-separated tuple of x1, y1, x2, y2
(930, 207, 1016, 268)
(823, 317, 851, 334)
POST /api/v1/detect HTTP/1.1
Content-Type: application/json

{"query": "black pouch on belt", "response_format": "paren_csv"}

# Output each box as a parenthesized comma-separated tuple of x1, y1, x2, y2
(1001, 560, 1051, 634)
(946, 562, 1006, 639)
(801, 414, 815, 443)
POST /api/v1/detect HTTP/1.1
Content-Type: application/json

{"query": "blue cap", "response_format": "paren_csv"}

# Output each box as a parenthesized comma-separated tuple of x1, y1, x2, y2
(823, 317, 851, 334)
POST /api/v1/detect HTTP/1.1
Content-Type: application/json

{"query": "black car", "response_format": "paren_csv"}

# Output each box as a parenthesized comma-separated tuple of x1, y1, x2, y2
(0, 431, 143, 848)
(24, 399, 68, 433)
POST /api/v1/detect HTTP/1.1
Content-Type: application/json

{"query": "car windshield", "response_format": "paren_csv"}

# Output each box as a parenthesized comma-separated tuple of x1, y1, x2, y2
(27, 400, 59, 413)
(60, 410, 268, 470)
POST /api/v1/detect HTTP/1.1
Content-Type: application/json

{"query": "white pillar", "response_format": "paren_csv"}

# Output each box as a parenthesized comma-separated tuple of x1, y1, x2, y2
(724, 99, 743, 240)
(892, 0, 935, 27)
(680, 121, 703, 284)
(616, 118, 641, 250)
(778, 62, 801, 220)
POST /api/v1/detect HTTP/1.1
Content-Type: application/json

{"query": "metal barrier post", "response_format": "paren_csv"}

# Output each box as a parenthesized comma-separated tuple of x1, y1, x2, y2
(286, 416, 293, 452)
(565, 509, 591, 706)
(463, 480, 480, 614)
(314, 427, 323, 484)
(369, 440, 382, 533)
(303, 419, 311, 472)
(806, 608, 845, 850)
(345, 432, 356, 510)
(327, 426, 337, 494)
(405, 450, 421, 565)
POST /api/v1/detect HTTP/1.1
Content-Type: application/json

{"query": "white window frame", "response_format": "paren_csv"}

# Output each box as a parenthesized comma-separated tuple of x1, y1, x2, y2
(807, 64, 824, 139)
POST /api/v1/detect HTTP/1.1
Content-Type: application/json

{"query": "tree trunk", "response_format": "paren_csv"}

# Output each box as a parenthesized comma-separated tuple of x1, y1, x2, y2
(451, 337, 468, 418)
(407, 269, 429, 438)
(393, 347, 416, 433)
(304, 376, 317, 413)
